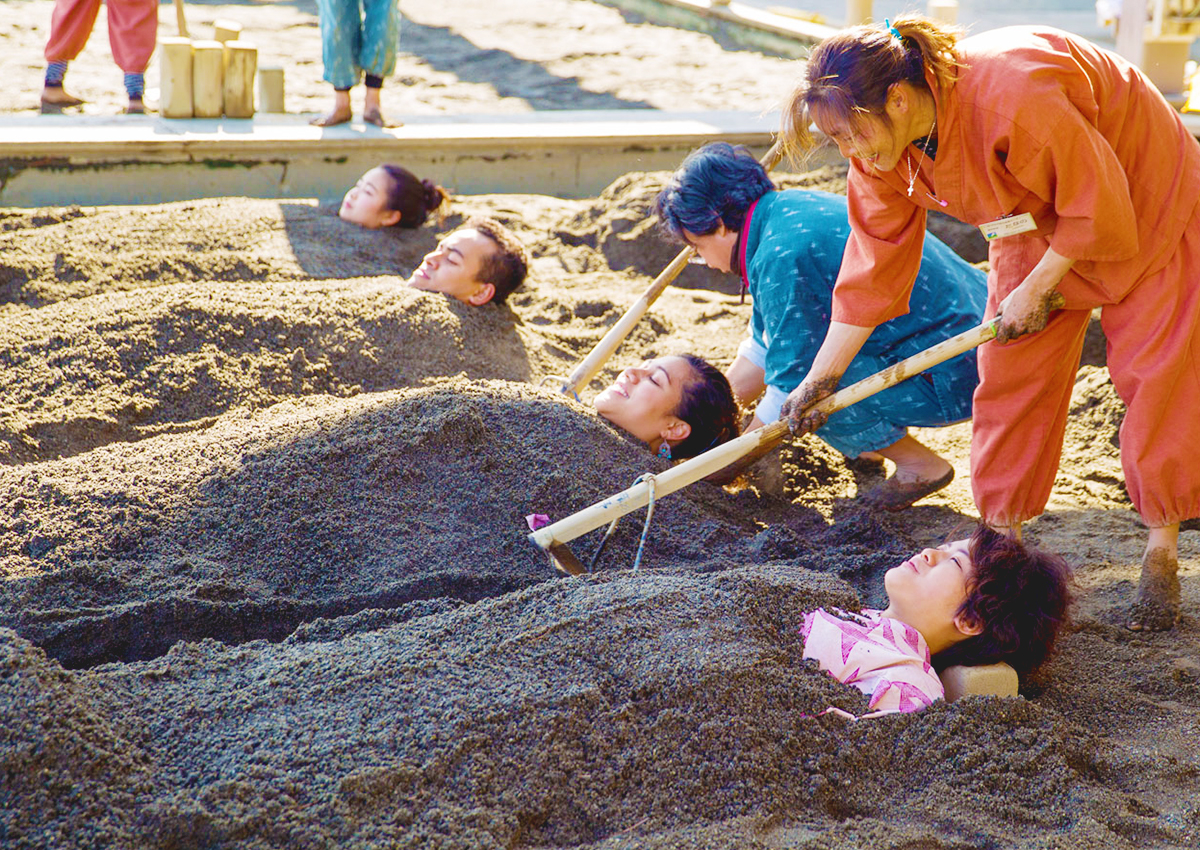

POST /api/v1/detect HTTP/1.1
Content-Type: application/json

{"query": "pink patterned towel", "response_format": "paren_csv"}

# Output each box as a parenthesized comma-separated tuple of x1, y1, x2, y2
(801, 608, 944, 715)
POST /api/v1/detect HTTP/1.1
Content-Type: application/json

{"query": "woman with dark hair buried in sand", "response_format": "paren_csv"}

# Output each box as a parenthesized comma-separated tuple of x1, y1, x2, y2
(779, 16, 1200, 630)
(656, 142, 986, 509)
(593, 355, 740, 460)
(804, 525, 1071, 716)
(339, 164, 450, 230)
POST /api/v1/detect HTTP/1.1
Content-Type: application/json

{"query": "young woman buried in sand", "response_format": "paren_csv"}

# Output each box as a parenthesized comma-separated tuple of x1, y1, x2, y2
(339, 164, 450, 230)
(593, 354, 740, 460)
(804, 525, 1071, 715)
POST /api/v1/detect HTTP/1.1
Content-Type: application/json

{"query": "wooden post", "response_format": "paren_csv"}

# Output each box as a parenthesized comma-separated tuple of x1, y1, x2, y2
(223, 40, 257, 118)
(172, 0, 188, 38)
(159, 36, 194, 119)
(192, 40, 224, 118)
(213, 18, 243, 44)
(257, 66, 285, 113)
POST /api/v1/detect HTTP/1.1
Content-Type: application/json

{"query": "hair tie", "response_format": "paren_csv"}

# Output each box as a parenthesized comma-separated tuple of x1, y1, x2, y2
(885, 18, 904, 43)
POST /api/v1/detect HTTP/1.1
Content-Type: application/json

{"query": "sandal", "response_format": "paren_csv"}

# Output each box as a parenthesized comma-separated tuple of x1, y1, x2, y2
(862, 468, 955, 511)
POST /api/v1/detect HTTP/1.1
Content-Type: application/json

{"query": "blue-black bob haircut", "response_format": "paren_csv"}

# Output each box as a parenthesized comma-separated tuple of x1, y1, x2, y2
(654, 142, 776, 242)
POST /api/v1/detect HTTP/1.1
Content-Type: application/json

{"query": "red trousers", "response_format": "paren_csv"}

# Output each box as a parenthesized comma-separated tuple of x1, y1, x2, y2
(972, 207, 1200, 529)
(44, 0, 158, 74)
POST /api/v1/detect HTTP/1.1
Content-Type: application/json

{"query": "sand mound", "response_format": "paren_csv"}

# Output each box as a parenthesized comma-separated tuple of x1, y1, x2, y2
(0, 279, 533, 463)
(8, 567, 1149, 849)
(0, 629, 153, 847)
(550, 165, 861, 296)
(0, 379, 864, 668)
(0, 199, 455, 306)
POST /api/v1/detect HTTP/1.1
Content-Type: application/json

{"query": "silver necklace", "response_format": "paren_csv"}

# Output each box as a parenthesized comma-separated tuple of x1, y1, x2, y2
(905, 117, 937, 197)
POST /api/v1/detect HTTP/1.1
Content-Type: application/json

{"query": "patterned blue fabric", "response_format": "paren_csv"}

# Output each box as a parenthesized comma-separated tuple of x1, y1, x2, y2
(318, 0, 401, 89)
(745, 190, 987, 457)
(45, 61, 68, 87)
(123, 72, 144, 99)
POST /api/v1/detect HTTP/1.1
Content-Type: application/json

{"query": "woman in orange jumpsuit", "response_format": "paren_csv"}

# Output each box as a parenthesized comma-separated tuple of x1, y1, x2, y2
(778, 16, 1200, 630)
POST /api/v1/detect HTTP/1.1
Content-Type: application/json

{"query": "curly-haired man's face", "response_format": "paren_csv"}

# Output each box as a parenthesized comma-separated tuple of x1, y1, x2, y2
(407, 228, 496, 306)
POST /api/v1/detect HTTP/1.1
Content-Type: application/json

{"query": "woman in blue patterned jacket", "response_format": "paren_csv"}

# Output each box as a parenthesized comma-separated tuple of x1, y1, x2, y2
(655, 143, 986, 509)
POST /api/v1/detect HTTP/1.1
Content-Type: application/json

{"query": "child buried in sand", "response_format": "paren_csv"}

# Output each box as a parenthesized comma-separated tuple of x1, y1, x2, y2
(593, 354, 740, 460)
(803, 525, 1071, 715)
(405, 217, 529, 307)
(339, 164, 450, 230)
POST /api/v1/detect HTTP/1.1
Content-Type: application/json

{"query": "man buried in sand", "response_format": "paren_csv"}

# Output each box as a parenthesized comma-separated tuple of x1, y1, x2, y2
(803, 525, 1072, 715)
(656, 143, 987, 510)
(406, 217, 529, 307)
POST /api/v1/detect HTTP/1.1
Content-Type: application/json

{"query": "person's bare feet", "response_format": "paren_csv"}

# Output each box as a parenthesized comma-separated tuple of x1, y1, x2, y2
(40, 86, 84, 113)
(362, 107, 401, 128)
(1126, 547, 1181, 631)
(311, 105, 352, 127)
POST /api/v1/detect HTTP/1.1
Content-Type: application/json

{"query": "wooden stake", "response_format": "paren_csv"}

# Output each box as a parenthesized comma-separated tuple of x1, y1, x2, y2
(159, 37, 194, 119)
(531, 318, 1001, 560)
(559, 139, 785, 399)
(172, 0, 189, 38)
(223, 40, 258, 119)
(191, 40, 224, 118)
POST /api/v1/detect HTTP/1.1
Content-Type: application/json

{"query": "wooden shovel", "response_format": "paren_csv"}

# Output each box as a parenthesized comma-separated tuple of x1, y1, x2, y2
(532, 315, 1003, 574)
(559, 138, 786, 398)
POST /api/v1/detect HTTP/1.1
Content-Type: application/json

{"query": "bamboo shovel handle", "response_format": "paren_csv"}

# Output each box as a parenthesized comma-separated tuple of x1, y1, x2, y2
(531, 316, 1000, 553)
(560, 139, 786, 398)
(173, 0, 189, 38)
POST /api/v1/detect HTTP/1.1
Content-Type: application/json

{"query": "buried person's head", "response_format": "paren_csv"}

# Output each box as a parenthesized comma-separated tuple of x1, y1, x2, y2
(593, 354, 740, 459)
(339, 164, 451, 229)
(654, 142, 776, 273)
(407, 217, 529, 306)
(884, 525, 1073, 673)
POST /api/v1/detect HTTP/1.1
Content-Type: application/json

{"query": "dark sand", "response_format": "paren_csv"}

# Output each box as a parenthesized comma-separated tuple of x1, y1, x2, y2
(2, 1, 1199, 848)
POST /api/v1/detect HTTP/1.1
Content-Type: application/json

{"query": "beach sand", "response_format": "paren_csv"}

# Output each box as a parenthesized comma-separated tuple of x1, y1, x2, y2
(2, 1, 1199, 848)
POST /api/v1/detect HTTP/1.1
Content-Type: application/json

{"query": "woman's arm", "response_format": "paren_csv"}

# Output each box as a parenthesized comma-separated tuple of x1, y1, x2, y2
(725, 352, 766, 408)
(780, 321, 874, 434)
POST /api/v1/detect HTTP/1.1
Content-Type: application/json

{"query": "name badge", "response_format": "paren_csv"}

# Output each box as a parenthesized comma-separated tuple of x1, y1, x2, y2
(979, 212, 1036, 241)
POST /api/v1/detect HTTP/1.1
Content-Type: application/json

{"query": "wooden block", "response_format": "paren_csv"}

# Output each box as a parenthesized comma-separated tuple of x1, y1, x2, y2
(223, 40, 258, 119)
(213, 18, 243, 44)
(257, 66, 285, 113)
(192, 40, 224, 119)
(159, 36, 194, 119)
(940, 663, 1018, 702)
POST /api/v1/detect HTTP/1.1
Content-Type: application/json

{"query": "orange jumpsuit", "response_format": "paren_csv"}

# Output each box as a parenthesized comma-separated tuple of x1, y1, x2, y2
(831, 27, 1200, 528)
(44, 0, 158, 75)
